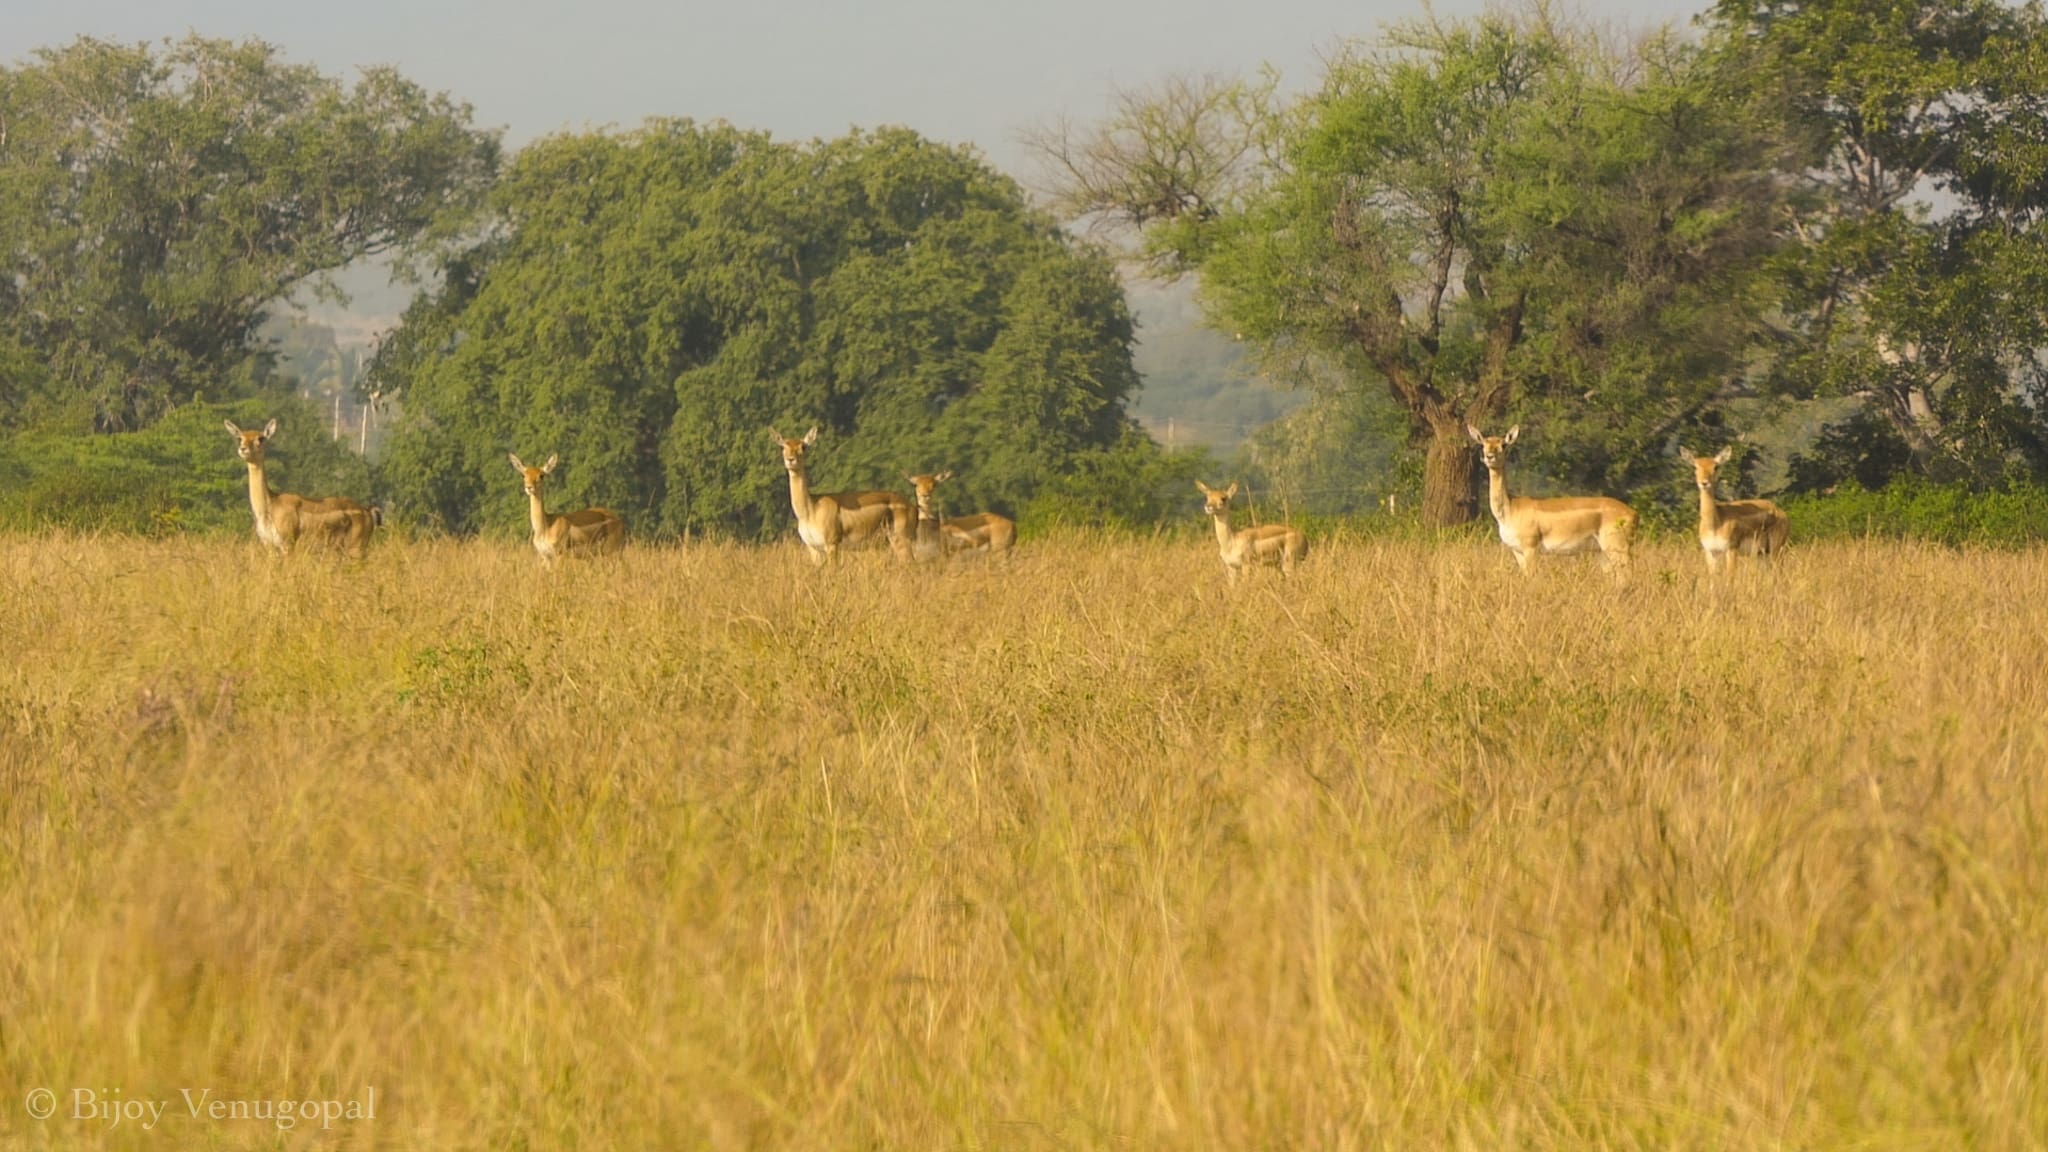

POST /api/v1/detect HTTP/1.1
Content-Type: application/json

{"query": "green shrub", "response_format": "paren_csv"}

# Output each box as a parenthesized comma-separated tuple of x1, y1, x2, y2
(0, 398, 374, 535)
(1020, 431, 1213, 534)
(1781, 480, 2048, 548)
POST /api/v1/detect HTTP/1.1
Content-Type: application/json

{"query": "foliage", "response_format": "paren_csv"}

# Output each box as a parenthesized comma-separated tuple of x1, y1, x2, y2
(1036, 11, 1785, 524)
(1022, 425, 1213, 530)
(1783, 408, 1918, 494)
(1781, 477, 2048, 546)
(0, 397, 372, 534)
(0, 35, 498, 434)
(1711, 0, 2048, 482)
(1497, 35, 1787, 500)
(376, 122, 1173, 540)
(1230, 384, 1414, 517)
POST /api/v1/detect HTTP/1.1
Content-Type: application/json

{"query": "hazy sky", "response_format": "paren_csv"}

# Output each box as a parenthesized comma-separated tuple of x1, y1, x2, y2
(4, 0, 1709, 178)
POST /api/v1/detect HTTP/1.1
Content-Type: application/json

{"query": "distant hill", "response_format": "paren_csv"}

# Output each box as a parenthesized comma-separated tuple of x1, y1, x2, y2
(1125, 279, 1303, 452)
(272, 258, 415, 352)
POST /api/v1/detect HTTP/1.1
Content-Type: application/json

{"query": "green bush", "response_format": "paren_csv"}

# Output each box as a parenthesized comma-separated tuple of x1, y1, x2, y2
(0, 398, 374, 535)
(1780, 480, 2048, 548)
(1021, 431, 1214, 534)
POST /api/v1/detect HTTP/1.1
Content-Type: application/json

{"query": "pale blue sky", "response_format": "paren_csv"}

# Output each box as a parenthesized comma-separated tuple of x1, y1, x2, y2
(3, 0, 1708, 176)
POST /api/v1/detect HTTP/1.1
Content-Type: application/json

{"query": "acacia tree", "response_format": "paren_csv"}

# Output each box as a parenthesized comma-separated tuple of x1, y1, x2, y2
(375, 121, 1183, 539)
(1038, 13, 1785, 523)
(0, 36, 499, 433)
(1712, 0, 2048, 485)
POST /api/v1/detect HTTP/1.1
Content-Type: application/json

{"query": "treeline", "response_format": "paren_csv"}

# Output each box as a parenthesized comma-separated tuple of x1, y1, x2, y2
(1039, 0, 2048, 525)
(3, 1, 2047, 539)
(0, 37, 1192, 540)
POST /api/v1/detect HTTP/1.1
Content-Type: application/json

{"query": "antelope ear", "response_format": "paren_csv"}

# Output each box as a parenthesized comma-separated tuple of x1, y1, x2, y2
(1504, 425, 1520, 445)
(1714, 446, 1734, 465)
(1195, 481, 1211, 495)
(542, 454, 559, 474)
(224, 419, 243, 436)
(768, 427, 784, 443)
(260, 418, 278, 440)
(1465, 424, 1483, 444)
(508, 453, 526, 473)
(802, 426, 819, 446)
(905, 474, 918, 486)
(936, 470, 953, 483)
(1226, 482, 1240, 499)
(1676, 444, 1693, 461)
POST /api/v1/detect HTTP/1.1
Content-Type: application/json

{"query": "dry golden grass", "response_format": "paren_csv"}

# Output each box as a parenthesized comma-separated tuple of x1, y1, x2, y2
(1, 531, 2045, 1150)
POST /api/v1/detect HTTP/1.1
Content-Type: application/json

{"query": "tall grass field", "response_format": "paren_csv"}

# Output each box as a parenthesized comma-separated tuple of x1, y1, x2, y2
(2, 532, 2044, 1149)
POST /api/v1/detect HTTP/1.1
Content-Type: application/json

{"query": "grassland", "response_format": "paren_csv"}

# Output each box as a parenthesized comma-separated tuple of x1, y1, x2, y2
(1, 531, 2045, 1150)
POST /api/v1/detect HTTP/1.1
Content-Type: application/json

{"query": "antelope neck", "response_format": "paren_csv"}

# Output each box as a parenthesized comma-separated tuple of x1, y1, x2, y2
(1485, 464, 1513, 522)
(244, 458, 272, 520)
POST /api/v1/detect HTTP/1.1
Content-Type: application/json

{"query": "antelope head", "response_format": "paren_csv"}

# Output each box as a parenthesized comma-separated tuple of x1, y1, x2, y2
(770, 426, 820, 476)
(508, 453, 560, 497)
(224, 418, 279, 465)
(1684, 445, 1736, 493)
(906, 470, 955, 519)
(1464, 423, 1520, 471)
(1196, 480, 1240, 517)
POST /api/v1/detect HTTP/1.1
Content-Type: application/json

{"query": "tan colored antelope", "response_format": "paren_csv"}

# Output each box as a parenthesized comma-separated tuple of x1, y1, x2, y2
(1197, 480, 1306, 581)
(224, 419, 379, 557)
(906, 471, 1016, 562)
(1466, 424, 1637, 578)
(508, 453, 626, 563)
(772, 426, 914, 566)
(1686, 446, 1789, 574)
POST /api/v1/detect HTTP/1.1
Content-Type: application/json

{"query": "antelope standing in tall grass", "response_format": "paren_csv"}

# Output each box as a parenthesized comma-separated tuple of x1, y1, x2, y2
(906, 472, 1016, 562)
(1686, 446, 1789, 574)
(1466, 425, 1637, 578)
(773, 426, 914, 566)
(224, 419, 379, 557)
(508, 453, 626, 563)
(1197, 480, 1306, 581)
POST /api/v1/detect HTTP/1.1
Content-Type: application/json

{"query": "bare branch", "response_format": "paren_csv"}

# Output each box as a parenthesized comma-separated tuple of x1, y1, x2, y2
(1021, 74, 1273, 269)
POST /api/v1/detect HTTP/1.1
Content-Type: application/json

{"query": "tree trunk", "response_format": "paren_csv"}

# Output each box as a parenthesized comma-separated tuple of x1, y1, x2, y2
(1420, 420, 1479, 526)
(1864, 383, 1944, 475)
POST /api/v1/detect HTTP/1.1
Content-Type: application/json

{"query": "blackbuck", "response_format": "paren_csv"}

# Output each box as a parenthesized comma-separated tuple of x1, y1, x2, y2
(772, 426, 914, 565)
(508, 453, 626, 563)
(224, 419, 379, 557)
(1685, 447, 1789, 574)
(1196, 481, 1306, 581)
(906, 472, 1016, 563)
(1466, 425, 1637, 578)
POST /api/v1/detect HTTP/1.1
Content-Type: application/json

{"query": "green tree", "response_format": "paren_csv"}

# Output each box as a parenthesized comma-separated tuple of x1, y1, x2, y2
(1712, 0, 2048, 483)
(376, 121, 1177, 539)
(0, 35, 498, 434)
(1037, 12, 1784, 524)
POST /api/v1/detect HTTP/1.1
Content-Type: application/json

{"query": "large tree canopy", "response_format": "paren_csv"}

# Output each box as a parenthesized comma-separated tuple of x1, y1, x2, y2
(1038, 13, 1784, 524)
(0, 35, 500, 434)
(1711, 0, 2048, 487)
(376, 121, 1174, 540)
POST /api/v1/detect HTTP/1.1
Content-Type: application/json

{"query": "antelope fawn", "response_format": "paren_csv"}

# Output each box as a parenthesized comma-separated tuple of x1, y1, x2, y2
(772, 426, 914, 566)
(224, 419, 379, 557)
(508, 453, 627, 563)
(1197, 481, 1306, 581)
(1466, 424, 1637, 578)
(1686, 446, 1789, 574)
(906, 472, 1016, 562)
